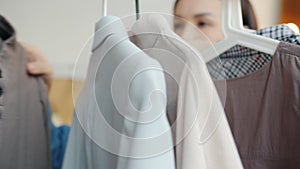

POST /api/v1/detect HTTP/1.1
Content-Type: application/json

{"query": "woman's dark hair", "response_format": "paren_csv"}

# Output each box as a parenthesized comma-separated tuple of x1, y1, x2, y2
(174, 0, 258, 29)
(0, 15, 15, 41)
(241, 0, 257, 29)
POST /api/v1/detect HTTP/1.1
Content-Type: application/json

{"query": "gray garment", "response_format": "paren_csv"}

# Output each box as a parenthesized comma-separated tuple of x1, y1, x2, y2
(62, 16, 175, 169)
(214, 42, 300, 169)
(0, 36, 51, 169)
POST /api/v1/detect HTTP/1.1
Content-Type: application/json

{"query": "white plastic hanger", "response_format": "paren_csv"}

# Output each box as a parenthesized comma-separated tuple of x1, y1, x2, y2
(231, 0, 256, 33)
(202, 0, 280, 63)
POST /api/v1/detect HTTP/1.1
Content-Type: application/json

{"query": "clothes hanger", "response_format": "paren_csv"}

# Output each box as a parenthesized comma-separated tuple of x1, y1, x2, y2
(135, 0, 140, 20)
(102, 0, 107, 16)
(231, 0, 244, 30)
(101, 0, 140, 20)
(202, 0, 280, 63)
(231, 0, 255, 33)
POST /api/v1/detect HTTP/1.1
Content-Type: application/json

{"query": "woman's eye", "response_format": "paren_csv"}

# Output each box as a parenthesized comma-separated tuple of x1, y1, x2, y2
(197, 21, 209, 27)
(174, 23, 183, 30)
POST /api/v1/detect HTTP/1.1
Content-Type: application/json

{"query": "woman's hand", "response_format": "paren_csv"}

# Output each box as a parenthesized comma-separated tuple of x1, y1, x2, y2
(22, 43, 53, 90)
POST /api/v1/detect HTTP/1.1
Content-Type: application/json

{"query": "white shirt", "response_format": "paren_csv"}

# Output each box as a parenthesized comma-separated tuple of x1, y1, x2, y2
(62, 16, 175, 169)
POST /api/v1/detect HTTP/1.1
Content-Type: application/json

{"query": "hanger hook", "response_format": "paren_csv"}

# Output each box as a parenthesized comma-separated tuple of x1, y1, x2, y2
(135, 0, 140, 20)
(102, 0, 107, 16)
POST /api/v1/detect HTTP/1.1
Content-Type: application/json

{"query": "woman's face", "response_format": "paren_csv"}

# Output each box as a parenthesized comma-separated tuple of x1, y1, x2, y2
(174, 0, 224, 43)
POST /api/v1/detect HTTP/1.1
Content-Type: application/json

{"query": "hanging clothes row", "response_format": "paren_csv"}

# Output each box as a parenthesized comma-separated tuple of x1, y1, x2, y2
(63, 0, 300, 169)
(62, 14, 243, 169)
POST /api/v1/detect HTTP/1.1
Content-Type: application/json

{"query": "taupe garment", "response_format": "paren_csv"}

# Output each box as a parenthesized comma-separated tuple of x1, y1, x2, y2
(0, 36, 51, 169)
(214, 42, 300, 169)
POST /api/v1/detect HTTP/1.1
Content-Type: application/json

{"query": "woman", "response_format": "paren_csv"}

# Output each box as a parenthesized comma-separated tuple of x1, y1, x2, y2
(173, 0, 257, 43)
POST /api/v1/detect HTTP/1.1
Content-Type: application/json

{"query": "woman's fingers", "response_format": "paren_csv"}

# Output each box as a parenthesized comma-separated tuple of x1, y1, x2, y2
(22, 43, 53, 89)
